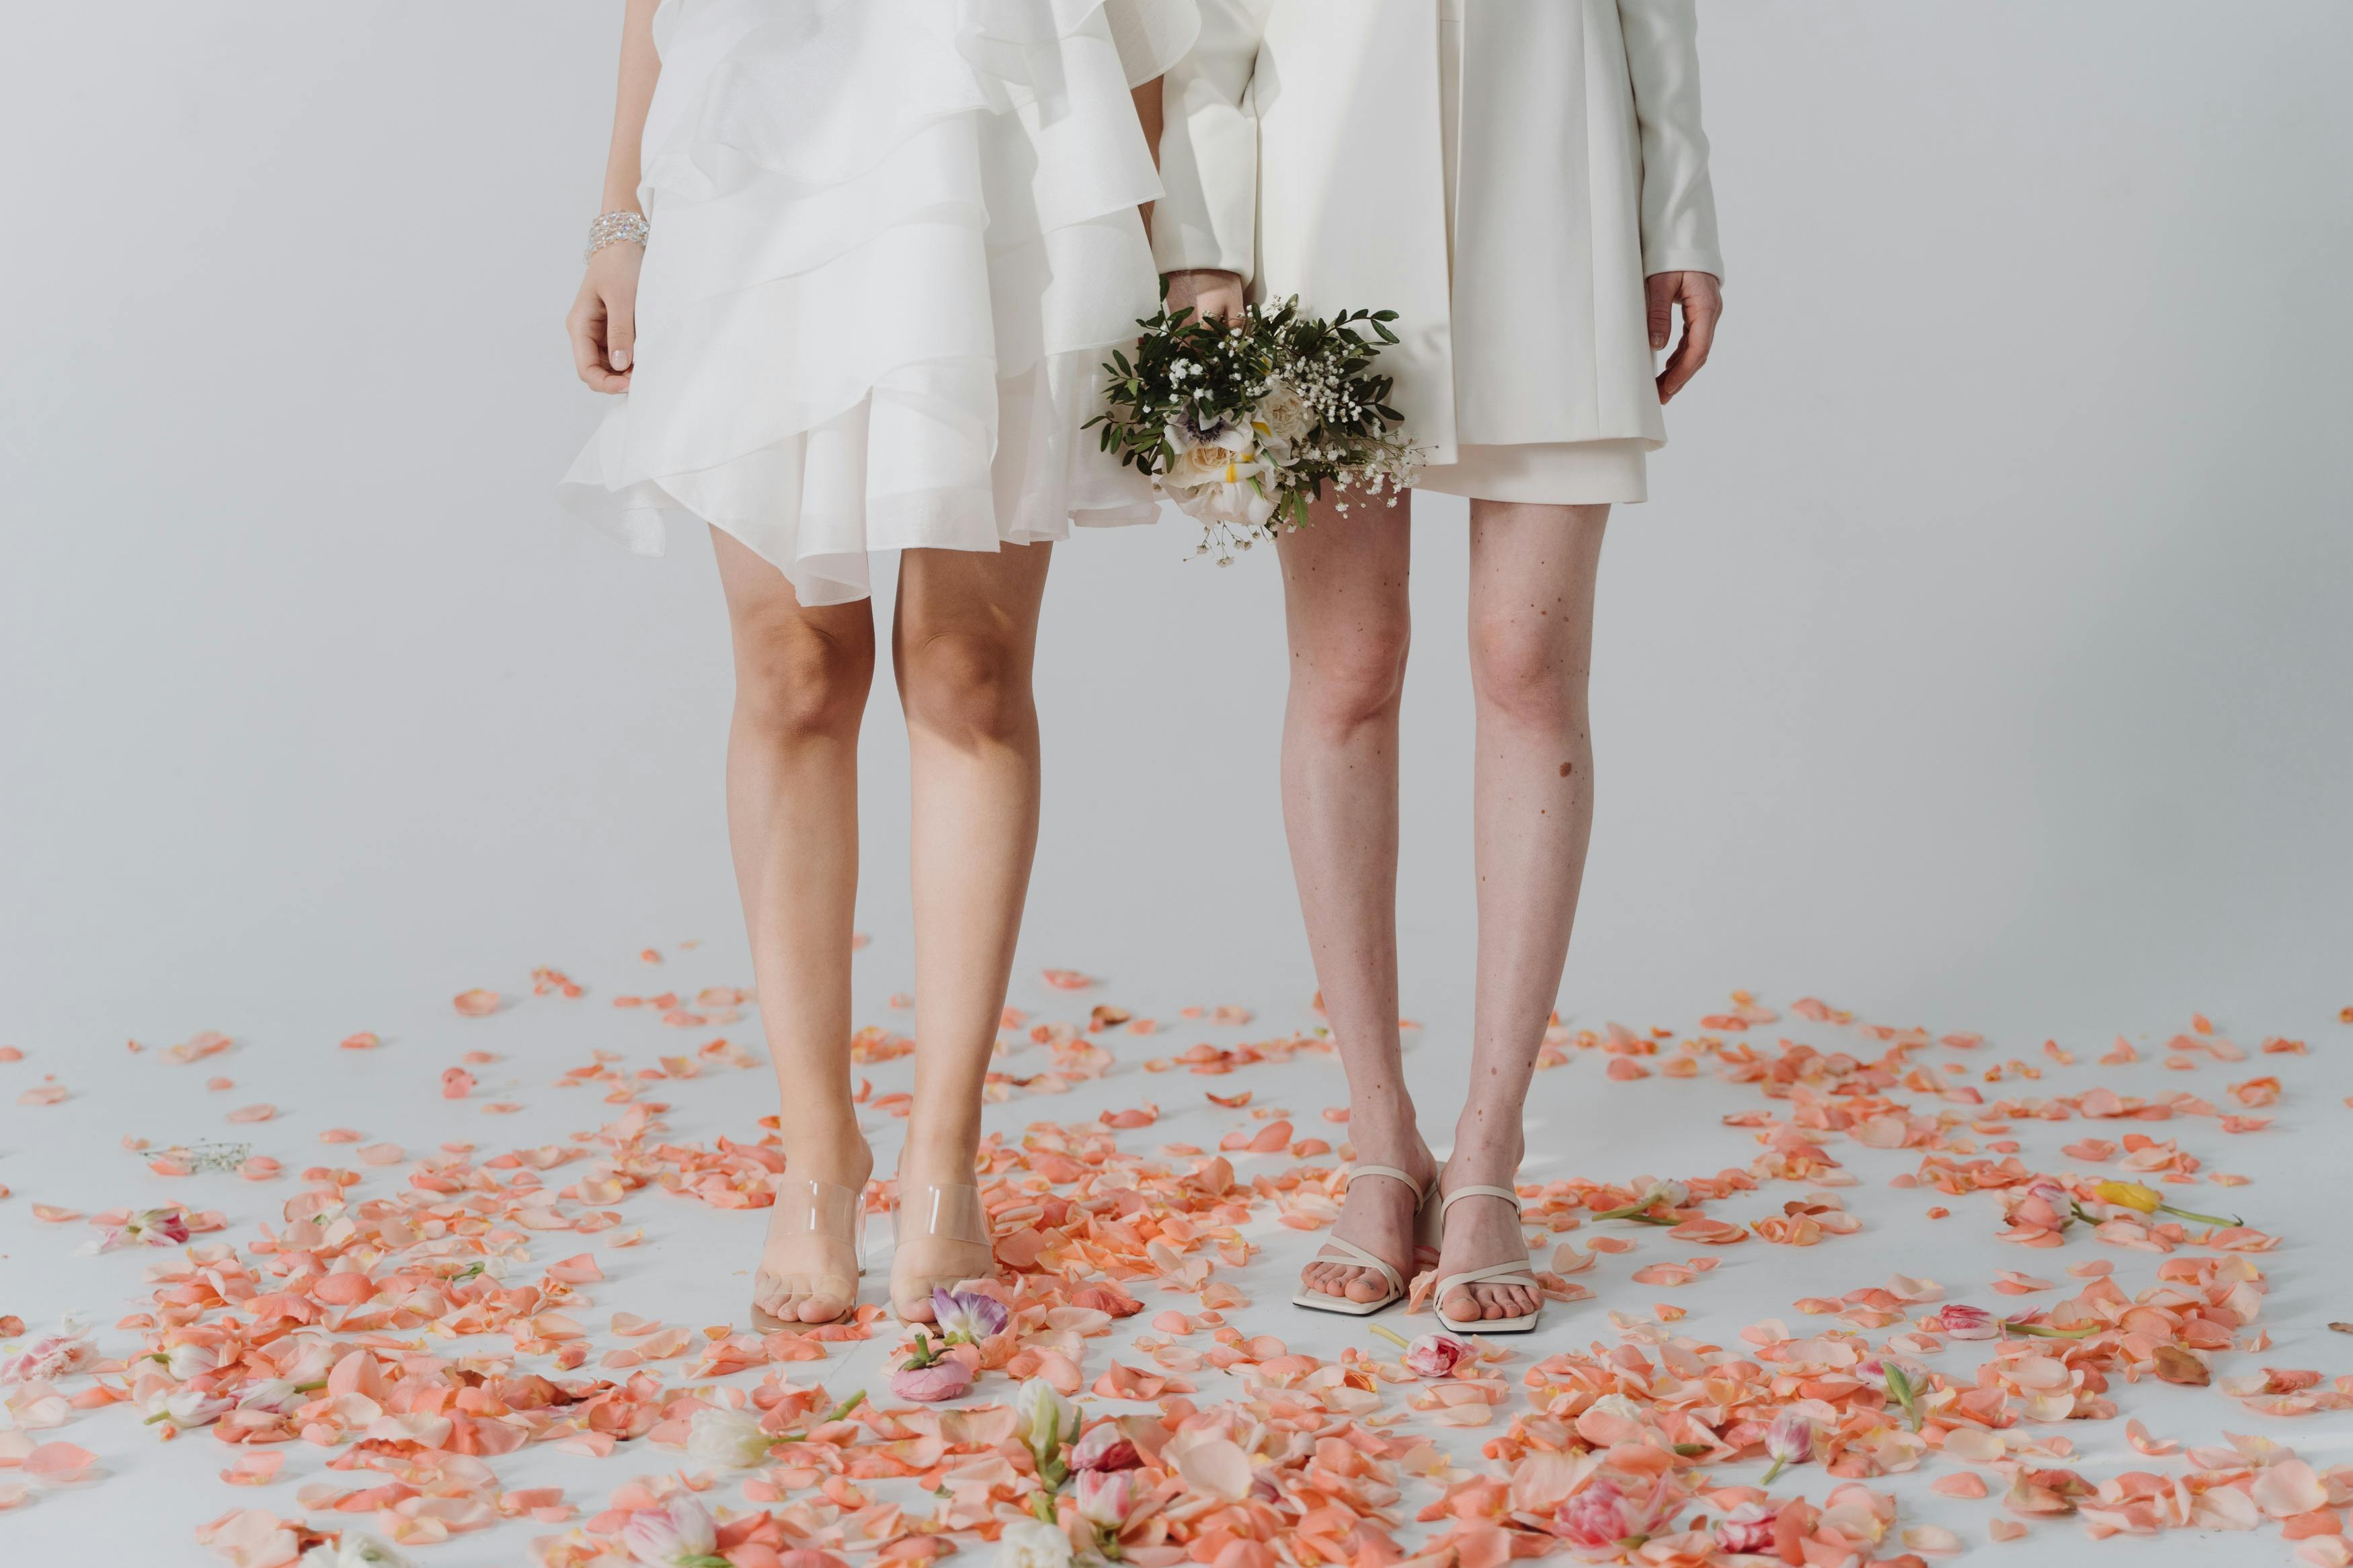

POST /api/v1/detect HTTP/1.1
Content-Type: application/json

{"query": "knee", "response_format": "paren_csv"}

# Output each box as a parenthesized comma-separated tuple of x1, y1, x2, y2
(1291, 624, 1411, 735)
(1468, 621, 1581, 730)
(732, 620, 872, 739)
(898, 629, 1031, 746)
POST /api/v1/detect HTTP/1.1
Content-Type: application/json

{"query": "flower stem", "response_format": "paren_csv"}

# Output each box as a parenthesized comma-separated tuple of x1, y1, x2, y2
(1999, 1320, 2100, 1340)
(1367, 1323, 1411, 1351)
(1761, 1456, 1787, 1484)
(2157, 1202, 2243, 1228)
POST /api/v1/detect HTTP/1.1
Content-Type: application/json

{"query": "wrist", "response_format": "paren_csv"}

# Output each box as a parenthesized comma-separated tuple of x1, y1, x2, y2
(585, 210, 651, 264)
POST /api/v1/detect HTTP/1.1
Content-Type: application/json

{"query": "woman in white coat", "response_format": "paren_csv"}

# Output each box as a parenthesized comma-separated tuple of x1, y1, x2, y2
(1154, 0, 1724, 1332)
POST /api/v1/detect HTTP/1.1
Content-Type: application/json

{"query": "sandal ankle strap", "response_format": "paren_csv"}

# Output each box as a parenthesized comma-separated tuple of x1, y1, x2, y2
(1343, 1163, 1428, 1196)
(1440, 1183, 1524, 1216)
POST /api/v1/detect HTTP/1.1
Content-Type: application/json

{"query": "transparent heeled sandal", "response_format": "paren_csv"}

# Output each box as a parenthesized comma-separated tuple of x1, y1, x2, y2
(889, 1178, 996, 1320)
(750, 1177, 866, 1331)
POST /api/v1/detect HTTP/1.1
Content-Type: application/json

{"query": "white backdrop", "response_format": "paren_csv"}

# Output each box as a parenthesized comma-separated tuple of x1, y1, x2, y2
(5, 0, 2350, 1056)
(3, 7, 2352, 1565)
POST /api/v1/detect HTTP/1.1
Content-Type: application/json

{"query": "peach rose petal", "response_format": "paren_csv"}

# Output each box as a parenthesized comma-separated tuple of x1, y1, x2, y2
(452, 989, 502, 1017)
(222, 1450, 285, 1486)
(22, 1442, 97, 1482)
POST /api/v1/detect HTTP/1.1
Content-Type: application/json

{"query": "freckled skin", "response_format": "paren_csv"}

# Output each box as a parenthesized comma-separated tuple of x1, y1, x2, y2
(1271, 493, 1609, 1323)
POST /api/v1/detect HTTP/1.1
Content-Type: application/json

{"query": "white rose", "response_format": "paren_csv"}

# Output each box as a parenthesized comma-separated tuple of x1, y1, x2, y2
(994, 1519, 1074, 1568)
(1165, 442, 1265, 495)
(1180, 472, 1280, 531)
(1257, 379, 1311, 446)
(686, 1405, 774, 1470)
(1014, 1376, 1078, 1461)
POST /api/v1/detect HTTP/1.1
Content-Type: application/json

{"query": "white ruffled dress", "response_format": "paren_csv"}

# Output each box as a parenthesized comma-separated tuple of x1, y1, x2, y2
(561, 0, 1198, 606)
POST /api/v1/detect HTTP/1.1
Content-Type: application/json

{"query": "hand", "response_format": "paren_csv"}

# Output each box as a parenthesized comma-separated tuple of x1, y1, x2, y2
(1645, 270, 1721, 404)
(567, 241, 644, 393)
(1163, 268, 1246, 327)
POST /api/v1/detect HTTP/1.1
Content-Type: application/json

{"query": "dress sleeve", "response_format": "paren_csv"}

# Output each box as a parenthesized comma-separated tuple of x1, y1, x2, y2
(1150, 0, 1271, 282)
(1617, 0, 1724, 282)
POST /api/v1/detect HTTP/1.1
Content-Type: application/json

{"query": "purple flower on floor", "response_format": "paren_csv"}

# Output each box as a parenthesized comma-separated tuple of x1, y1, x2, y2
(931, 1286, 1008, 1345)
(891, 1358, 975, 1403)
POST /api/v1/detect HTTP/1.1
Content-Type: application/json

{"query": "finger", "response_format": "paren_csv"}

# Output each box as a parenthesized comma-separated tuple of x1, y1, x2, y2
(1645, 273, 1677, 353)
(1658, 294, 1718, 403)
(568, 306, 627, 393)
(606, 288, 637, 374)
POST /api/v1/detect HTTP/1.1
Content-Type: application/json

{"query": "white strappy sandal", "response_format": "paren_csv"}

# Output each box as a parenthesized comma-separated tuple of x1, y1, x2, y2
(1432, 1184, 1544, 1335)
(1292, 1164, 1439, 1317)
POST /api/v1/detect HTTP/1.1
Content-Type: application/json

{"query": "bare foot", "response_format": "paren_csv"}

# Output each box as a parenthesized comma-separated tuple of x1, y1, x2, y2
(1300, 1134, 1435, 1305)
(891, 1128, 995, 1321)
(753, 1144, 871, 1327)
(1435, 1149, 1541, 1323)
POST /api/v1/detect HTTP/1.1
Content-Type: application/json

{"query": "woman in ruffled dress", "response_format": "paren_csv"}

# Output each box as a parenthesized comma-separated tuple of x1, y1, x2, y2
(561, 0, 1198, 1327)
(1152, 0, 1726, 1334)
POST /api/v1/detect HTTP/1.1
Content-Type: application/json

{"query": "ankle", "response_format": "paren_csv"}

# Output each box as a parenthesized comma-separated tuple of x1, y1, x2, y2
(897, 1120, 982, 1186)
(1445, 1120, 1523, 1180)
(1344, 1111, 1429, 1167)
(780, 1128, 872, 1188)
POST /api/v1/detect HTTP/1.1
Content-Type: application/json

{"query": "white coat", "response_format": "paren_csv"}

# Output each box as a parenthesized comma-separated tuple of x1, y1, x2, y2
(1150, 0, 1724, 464)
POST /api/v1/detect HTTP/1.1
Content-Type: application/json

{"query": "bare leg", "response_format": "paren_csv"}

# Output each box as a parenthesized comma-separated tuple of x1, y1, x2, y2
(1275, 495, 1437, 1302)
(889, 540, 1055, 1318)
(711, 528, 877, 1323)
(1437, 500, 1609, 1322)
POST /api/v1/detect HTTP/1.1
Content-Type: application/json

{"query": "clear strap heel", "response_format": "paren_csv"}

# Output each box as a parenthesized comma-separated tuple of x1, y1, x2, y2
(889, 1180, 995, 1320)
(751, 1176, 865, 1331)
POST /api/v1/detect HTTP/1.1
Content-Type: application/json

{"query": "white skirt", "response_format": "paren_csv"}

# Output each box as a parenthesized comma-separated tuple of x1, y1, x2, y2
(1415, 439, 1646, 506)
(559, 0, 1199, 606)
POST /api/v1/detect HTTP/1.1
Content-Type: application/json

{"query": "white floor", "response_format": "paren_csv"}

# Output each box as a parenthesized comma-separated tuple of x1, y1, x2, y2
(5, 5, 2352, 1563)
(5, 925, 2348, 1565)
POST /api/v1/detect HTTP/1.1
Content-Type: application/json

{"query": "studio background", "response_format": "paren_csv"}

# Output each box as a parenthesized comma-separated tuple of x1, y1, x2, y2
(3, 5, 2351, 1564)
(5, 2, 2348, 1096)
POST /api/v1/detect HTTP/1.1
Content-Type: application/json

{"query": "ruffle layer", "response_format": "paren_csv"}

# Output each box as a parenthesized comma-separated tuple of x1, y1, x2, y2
(561, 0, 1198, 606)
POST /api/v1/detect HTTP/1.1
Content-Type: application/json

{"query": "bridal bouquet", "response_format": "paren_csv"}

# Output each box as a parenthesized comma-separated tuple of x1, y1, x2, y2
(1089, 294, 1421, 563)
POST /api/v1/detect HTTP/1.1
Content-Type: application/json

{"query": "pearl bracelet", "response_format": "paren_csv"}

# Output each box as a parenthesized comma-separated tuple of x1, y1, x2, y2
(584, 210, 650, 263)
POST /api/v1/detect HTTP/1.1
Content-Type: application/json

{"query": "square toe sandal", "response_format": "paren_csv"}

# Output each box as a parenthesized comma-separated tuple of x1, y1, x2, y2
(1432, 1184, 1544, 1335)
(751, 1176, 866, 1331)
(1291, 1163, 1439, 1317)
